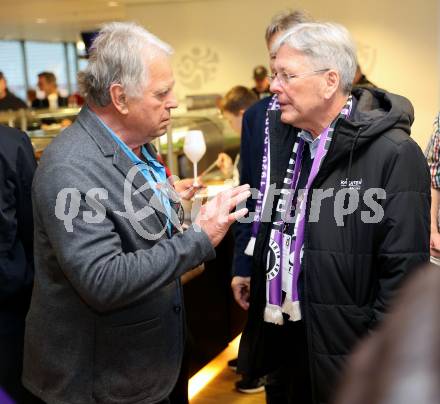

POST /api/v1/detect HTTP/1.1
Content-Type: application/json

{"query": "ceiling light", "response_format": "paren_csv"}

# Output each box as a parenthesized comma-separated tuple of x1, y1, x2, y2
(108, 1, 119, 6)
(36, 18, 47, 24)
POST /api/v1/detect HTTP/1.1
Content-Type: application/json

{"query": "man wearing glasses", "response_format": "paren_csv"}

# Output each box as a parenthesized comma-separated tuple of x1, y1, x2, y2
(237, 22, 429, 404)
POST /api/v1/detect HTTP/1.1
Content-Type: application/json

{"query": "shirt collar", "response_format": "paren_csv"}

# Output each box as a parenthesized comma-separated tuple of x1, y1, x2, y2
(298, 130, 321, 159)
(92, 111, 159, 166)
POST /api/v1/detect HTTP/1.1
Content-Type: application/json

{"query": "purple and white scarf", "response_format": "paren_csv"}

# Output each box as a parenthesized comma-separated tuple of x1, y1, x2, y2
(264, 96, 353, 325)
(244, 95, 279, 256)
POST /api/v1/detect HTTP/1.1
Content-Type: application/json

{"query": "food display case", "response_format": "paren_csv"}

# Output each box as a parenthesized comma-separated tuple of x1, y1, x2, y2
(157, 113, 239, 179)
(0, 107, 240, 175)
(0, 107, 80, 160)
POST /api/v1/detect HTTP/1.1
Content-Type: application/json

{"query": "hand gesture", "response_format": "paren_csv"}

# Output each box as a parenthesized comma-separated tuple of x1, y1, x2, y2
(194, 184, 250, 247)
(173, 178, 204, 200)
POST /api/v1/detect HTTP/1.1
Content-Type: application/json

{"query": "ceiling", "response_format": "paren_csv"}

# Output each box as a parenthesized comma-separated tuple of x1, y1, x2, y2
(0, 0, 218, 42)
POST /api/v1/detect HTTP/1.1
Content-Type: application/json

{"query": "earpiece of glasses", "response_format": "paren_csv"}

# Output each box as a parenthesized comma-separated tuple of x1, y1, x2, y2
(268, 68, 330, 85)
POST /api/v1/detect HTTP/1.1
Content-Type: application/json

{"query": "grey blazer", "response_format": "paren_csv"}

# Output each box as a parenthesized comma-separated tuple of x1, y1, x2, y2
(23, 106, 215, 404)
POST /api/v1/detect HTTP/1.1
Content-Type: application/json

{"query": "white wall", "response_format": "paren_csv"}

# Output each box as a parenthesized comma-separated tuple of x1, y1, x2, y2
(127, 0, 439, 147)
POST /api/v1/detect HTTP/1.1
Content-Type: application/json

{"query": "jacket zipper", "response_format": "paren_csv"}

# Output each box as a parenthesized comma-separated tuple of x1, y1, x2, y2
(302, 125, 339, 404)
(302, 122, 365, 404)
(302, 191, 317, 404)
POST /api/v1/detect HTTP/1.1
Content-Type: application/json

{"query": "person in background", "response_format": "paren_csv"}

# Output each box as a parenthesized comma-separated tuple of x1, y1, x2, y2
(68, 91, 85, 107)
(217, 85, 258, 184)
(352, 64, 377, 88)
(31, 71, 68, 109)
(215, 85, 261, 392)
(0, 72, 27, 111)
(238, 21, 429, 404)
(334, 265, 440, 404)
(23, 22, 250, 404)
(26, 89, 36, 107)
(425, 112, 440, 262)
(0, 125, 37, 403)
(231, 9, 311, 402)
(221, 86, 258, 137)
(251, 65, 271, 99)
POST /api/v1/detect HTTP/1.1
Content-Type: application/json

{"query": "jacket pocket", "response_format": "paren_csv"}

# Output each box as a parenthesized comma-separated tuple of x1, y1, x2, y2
(93, 316, 163, 403)
(311, 303, 374, 356)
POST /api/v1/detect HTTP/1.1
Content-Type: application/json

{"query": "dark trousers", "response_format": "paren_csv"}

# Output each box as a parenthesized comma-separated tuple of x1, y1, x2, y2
(264, 320, 313, 404)
(0, 324, 42, 404)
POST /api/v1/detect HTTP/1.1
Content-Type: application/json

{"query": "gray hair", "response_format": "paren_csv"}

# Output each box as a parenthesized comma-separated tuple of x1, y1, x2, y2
(265, 10, 312, 44)
(272, 22, 357, 94)
(78, 22, 173, 107)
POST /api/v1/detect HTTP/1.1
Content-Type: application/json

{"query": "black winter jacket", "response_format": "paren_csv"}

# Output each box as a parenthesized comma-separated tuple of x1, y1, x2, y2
(238, 88, 430, 404)
(0, 126, 36, 335)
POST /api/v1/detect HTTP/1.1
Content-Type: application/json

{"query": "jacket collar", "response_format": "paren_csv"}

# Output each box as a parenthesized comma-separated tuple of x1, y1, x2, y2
(76, 105, 173, 233)
(267, 98, 366, 189)
(76, 105, 159, 158)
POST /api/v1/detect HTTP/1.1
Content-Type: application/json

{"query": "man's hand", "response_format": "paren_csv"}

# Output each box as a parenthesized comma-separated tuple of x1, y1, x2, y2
(174, 178, 204, 200)
(194, 184, 250, 248)
(231, 276, 251, 310)
(430, 187, 440, 256)
(430, 231, 440, 257)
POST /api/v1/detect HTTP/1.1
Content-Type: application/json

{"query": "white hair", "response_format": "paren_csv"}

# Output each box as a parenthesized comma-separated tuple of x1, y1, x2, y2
(78, 22, 173, 106)
(272, 22, 357, 94)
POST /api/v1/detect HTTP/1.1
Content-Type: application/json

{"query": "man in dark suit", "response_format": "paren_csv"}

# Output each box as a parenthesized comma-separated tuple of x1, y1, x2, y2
(31, 72, 68, 109)
(0, 125, 37, 403)
(23, 22, 250, 404)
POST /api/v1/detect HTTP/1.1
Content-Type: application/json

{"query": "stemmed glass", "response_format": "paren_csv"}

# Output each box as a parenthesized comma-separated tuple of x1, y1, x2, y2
(183, 130, 206, 187)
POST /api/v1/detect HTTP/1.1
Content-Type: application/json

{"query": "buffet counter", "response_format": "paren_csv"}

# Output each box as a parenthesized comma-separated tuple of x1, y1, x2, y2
(0, 107, 240, 179)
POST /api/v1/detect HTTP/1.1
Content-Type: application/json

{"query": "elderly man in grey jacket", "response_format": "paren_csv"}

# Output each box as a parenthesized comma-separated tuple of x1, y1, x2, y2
(22, 22, 250, 404)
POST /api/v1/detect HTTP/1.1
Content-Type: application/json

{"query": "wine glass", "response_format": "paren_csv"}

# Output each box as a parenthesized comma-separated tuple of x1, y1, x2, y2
(183, 130, 206, 187)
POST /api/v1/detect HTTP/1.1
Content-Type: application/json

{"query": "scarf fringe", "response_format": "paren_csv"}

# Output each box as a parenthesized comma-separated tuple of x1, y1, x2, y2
(264, 304, 284, 325)
(282, 300, 302, 322)
(244, 237, 256, 256)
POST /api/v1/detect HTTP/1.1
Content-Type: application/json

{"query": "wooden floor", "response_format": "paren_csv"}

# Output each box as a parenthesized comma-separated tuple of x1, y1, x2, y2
(189, 335, 265, 404)
(190, 366, 265, 404)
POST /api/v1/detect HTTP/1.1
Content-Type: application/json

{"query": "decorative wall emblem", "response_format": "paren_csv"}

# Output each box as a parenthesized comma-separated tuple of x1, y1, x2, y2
(177, 47, 219, 90)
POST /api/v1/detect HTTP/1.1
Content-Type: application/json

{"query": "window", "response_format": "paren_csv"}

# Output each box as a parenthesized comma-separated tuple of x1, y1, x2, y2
(0, 39, 82, 99)
(0, 41, 27, 100)
(78, 58, 89, 73)
(67, 43, 78, 93)
(25, 41, 69, 94)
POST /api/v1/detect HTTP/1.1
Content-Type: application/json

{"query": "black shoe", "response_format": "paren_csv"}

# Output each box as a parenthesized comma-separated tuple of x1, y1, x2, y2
(228, 358, 238, 371)
(235, 376, 266, 394)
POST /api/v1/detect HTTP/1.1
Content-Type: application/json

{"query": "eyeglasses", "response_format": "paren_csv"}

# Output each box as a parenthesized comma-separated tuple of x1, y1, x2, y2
(268, 68, 330, 86)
